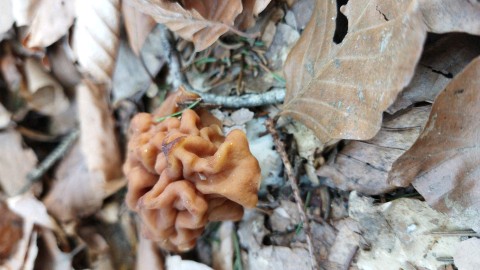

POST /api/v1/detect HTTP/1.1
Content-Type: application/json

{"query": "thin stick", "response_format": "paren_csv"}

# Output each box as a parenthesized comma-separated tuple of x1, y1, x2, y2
(265, 118, 318, 270)
(196, 88, 285, 108)
(21, 129, 80, 193)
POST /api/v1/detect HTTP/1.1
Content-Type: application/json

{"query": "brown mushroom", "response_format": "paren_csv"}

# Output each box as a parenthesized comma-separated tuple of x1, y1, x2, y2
(124, 87, 261, 252)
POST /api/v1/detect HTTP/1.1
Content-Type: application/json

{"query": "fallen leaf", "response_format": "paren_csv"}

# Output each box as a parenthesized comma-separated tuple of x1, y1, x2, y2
(112, 41, 153, 103)
(48, 39, 82, 88)
(388, 34, 480, 113)
(72, 0, 121, 84)
(77, 82, 122, 182)
(7, 193, 56, 229)
(10, 0, 37, 27)
(24, 0, 75, 48)
(454, 238, 480, 270)
(130, 0, 243, 51)
(349, 192, 463, 270)
(235, 0, 271, 29)
(0, 201, 23, 263)
(0, 103, 11, 129)
(388, 56, 480, 232)
(248, 246, 311, 270)
(317, 106, 430, 195)
(166, 255, 212, 270)
(44, 143, 125, 222)
(0, 130, 37, 196)
(0, 0, 14, 35)
(122, 0, 156, 55)
(24, 58, 69, 116)
(281, 0, 480, 144)
(270, 200, 300, 232)
(326, 218, 360, 270)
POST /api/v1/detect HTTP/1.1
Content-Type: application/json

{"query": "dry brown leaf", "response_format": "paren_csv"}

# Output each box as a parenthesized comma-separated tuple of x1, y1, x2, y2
(388, 34, 480, 113)
(0, 103, 11, 129)
(72, 0, 121, 84)
(388, 56, 480, 232)
(44, 143, 125, 221)
(281, 0, 480, 144)
(24, 0, 75, 48)
(130, 0, 243, 51)
(317, 106, 430, 195)
(454, 238, 480, 270)
(0, 0, 14, 35)
(0, 130, 37, 196)
(24, 58, 69, 116)
(0, 201, 23, 264)
(122, 0, 156, 55)
(235, 0, 271, 29)
(77, 82, 122, 182)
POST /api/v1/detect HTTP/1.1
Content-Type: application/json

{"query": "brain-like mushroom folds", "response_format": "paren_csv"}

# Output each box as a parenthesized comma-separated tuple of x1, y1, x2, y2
(124, 88, 261, 252)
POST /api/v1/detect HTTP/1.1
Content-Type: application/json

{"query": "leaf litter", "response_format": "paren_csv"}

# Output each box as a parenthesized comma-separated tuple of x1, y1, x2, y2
(0, 0, 479, 269)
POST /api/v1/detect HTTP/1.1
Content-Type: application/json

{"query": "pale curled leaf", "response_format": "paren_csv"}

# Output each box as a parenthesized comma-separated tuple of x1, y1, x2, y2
(0, 130, 37, 196)
(0, 0, 14, 35)
(454, 238, 480, 270)
(72, 0, 121, 84)
(25, 0, 75, 48)
(24, 58, 69, 116)
(130, 0, 242, 51)
(122, 0, 156, 55)
(282, 0, 480, 144)
(77, 82, 122, 182)
(44, 144, 125, 221)
(318, 106, 430, 195)
(388, 56, 480, 232)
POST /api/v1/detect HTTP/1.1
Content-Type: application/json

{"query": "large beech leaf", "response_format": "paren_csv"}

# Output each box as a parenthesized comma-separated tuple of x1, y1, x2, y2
(282, 0, 480, 144)
(131, 0, 243, 51)
(388, 56, 480, 232)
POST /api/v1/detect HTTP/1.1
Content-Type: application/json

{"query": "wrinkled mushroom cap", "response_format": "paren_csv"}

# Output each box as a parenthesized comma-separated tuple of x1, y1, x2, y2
(124, 87, 261, 252)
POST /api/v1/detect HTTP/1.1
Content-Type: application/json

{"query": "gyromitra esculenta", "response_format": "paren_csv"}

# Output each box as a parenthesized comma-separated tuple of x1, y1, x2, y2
(123, 87, 261, 252)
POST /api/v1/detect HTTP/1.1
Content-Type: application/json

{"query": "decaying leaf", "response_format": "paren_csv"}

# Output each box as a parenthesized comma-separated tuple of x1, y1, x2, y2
(318, 106, 430, 195)
(77, 82, 122, 182)
(24, 58, 69, 116)
(454, 238, 480, 270)
(0, 103, 11, 129)
(388, 56, 480, 232)
(73, 0, 120, 84)
(281, 0, 480, 144)
(131, 0, 242, 51)
(0, 201, 23, 263)
(349, 192, 463, 270)
(122, 0, 156, 55)
(24, 0, 75, 48)
(0, 130, 37, 196)
(0, 0, 14, 35)
(326, 218, 360, 270)
(388, 34, 480, 113)
(44, 144, 125, 221)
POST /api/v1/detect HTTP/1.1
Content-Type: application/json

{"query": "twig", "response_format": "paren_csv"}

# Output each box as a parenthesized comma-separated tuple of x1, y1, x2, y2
(159, 25, 187, 89)
(266, 118, 318, 270)
(196, 88, 285, 108)
(428, 229, 479, 237)
(20, 129, 80, 193)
